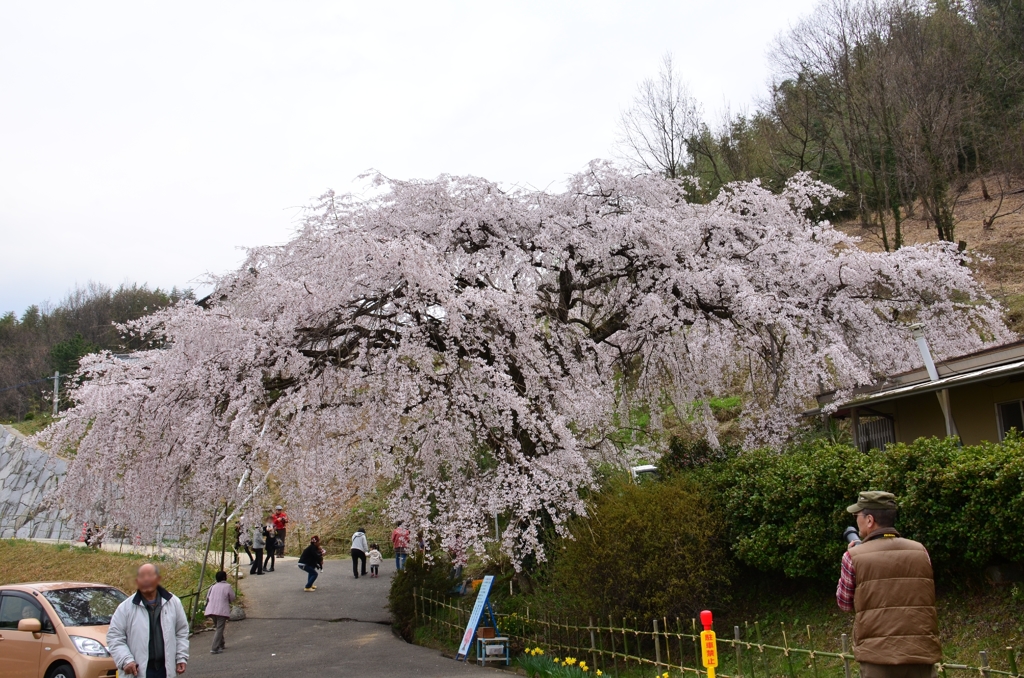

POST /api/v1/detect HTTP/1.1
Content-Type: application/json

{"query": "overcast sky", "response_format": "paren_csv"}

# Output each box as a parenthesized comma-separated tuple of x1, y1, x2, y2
(0, 0, 819, 315)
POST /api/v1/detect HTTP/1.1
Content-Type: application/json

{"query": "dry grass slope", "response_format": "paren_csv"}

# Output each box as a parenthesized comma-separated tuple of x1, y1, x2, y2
(839, 176, 1024, 335)
(0, 539, 202, 598)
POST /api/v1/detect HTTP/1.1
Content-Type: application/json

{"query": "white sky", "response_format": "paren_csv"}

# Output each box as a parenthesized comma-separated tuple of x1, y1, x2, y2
(0, 0, 818, 316)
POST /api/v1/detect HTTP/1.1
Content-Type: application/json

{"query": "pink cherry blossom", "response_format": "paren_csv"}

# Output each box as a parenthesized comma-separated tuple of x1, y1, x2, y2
(39, 163, 1012, 566)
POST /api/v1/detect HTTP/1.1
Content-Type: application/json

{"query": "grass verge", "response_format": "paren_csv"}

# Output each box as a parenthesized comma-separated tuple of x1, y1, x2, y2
(0, 539, 219, 626)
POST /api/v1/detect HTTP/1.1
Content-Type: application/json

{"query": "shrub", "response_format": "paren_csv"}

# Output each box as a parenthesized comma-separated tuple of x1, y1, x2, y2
(388, 551, 456, 641)
(692, 434, 1024, 582)
(546, 475, 730, 621)
(876, 434, 1024, 576)
(660, 437, 740, 473)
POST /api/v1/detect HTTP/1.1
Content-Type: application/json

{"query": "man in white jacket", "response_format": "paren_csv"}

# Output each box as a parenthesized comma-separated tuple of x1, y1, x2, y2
(107, 563, 189, 678)
(351, 528, 368, 579)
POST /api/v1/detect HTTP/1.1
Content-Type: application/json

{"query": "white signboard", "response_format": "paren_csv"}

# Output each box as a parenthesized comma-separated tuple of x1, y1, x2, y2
(456, 574, 495, 660)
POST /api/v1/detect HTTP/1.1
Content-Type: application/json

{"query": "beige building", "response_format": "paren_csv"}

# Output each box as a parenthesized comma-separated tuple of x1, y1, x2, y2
(817, 340, 1024, 451)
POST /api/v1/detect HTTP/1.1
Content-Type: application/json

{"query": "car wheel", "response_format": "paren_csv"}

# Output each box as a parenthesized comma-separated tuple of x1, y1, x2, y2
(46, 662, 77, 678)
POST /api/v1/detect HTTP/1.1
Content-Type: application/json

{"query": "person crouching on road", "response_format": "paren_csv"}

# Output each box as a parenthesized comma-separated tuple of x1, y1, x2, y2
(298, 535, 324, 591)
(837, 491, 941, 678)
(351, 527, 368, 578)
(204, 571, 235, 655)
(107, 563, 190, 678)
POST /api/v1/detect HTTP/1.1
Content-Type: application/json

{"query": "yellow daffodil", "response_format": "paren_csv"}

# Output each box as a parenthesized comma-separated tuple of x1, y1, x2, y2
(596, 671, 603, 676)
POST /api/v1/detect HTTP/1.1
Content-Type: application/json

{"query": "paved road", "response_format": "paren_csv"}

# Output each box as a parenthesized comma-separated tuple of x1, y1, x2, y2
(186, 556, 498, 677)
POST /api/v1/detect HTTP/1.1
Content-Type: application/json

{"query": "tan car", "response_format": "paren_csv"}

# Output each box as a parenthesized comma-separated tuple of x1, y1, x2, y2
(0, 582, 126, 678)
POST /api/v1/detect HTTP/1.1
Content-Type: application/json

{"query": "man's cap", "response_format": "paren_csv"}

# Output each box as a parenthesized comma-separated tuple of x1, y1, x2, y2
(275, 505, 283, 510)
(847, 491, 898, 513)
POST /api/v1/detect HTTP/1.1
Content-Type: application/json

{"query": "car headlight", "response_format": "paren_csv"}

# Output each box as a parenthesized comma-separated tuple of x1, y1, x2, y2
(70, 635, 110, 657)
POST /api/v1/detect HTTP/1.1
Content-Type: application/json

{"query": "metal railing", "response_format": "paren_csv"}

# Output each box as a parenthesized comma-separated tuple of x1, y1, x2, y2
(413, 588, 1023, 678)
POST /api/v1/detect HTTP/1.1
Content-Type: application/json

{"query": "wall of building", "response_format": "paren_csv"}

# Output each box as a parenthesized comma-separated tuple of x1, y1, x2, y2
(884, 378, 1024, 446)
(948, 378, 1024, 445)
(0, 425, 75, 540)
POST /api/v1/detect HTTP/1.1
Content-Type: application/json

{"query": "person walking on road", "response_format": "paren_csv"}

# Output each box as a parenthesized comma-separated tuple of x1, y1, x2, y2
(271, 505, 288, 556)
(204, 571, 235, 655)
(250, 524, 265, 575)
(351, 527, 368, 579)
(367, 543, 383, 578)
(298, 535, 324, 591)
(107, 563, 190, 678)
(263, 524, 278, 572)
(391, 522, 410, 571)
(837, 491, 941, 678)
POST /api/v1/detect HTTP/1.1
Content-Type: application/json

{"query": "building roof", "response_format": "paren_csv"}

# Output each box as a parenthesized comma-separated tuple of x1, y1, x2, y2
(816, 339, 1024, 413)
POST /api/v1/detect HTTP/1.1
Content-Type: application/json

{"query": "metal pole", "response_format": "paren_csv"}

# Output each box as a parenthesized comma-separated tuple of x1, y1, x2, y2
(220, 502, 228, 571)
(190, 507, 221, 628)
(52, 371, 59, 416)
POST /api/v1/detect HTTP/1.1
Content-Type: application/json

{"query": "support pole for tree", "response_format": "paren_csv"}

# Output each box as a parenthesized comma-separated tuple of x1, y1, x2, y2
(220, 502, 228, 571)
(190, 507, 222, 628)
(52, 371, 59, 416)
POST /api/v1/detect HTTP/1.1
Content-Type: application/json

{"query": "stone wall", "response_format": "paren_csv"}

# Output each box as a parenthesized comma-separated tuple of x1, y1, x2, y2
(0, 424, 74, 540)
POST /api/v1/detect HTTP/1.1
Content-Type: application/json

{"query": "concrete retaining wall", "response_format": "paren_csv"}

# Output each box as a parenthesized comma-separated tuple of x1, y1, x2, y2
(0, 424, 75, 539)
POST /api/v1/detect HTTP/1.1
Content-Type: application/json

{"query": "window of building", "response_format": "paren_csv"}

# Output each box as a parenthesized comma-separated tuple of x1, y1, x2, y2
(857, 415, 896, 452)
(997, 399, 1024, 440)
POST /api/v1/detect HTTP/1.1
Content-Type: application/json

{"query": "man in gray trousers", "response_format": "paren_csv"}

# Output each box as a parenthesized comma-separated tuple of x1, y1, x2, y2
(107, 563, 190, 677)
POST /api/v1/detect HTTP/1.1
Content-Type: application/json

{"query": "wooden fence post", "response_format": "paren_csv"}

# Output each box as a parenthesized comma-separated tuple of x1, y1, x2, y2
(981, 651, 990, 678)
(1006, 647, 1020, 678)
(622, 617, 629, 669)
(735, 626, 743, 678)
(610, 616, 619, 677)
(693, 618, 702, 674)
(654, 619, 662, 669)
(841, 633, 852, 678)
(590, 617, 598, 671)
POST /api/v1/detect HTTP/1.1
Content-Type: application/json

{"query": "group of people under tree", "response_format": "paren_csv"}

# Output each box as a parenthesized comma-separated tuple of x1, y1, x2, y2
(228, 506, 418, 591)
(232, 506, 288, 576)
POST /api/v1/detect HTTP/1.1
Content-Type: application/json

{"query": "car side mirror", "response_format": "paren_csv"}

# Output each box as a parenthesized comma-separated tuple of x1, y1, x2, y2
(18, 618, 42, 636)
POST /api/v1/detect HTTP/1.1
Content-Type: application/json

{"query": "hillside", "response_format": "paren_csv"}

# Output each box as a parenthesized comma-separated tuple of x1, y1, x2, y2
(839, 176, 1024, 334)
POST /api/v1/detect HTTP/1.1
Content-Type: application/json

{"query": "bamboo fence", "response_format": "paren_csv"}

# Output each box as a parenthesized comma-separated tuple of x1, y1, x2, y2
(413, 588, 1022, 678)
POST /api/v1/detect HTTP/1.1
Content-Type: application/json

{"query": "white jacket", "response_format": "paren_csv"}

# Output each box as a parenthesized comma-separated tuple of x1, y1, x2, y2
(107, 588, 189, 678)
(351, 531, 368, 553)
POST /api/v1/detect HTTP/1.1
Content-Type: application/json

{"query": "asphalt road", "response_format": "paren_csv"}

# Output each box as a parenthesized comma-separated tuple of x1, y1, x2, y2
(185, 556, 498, 677)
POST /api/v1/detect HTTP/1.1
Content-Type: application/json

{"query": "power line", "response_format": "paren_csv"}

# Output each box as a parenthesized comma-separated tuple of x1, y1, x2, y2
(0, 376, 55, 394)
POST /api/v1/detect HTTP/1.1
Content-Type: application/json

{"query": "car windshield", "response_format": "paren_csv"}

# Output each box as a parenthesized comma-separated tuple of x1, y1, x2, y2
(41, 587, 127, 626)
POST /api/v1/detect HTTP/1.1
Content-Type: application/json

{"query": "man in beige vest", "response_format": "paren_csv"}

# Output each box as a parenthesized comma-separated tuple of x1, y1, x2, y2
(837, 491, 942, 678)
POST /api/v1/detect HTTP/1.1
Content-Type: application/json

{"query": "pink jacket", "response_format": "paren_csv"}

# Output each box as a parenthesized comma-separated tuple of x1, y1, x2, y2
(204, 581, 236, 617)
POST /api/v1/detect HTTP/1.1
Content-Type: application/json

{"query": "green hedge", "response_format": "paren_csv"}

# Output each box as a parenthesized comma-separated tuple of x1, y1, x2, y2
(690, 434, 1024, 582)
(546, 475, 731, 620)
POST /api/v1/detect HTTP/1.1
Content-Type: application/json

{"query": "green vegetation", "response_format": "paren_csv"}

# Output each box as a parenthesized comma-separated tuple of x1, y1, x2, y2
(0, 282, 192, 421)
(5, 411, 56, 437)
(545, 475, 729, 622)
(689, 435, 1024, 582)
(401, 434, 1024, 663)
(0, 539, 204, 598)
(390, 552, 458, 641)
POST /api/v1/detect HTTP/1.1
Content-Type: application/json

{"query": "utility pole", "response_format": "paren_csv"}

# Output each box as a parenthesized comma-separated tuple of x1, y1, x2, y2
(52, 371, 60, 416)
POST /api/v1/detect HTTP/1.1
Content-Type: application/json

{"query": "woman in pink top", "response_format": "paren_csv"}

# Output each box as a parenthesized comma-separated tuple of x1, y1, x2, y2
(205, 571, 236, 654)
